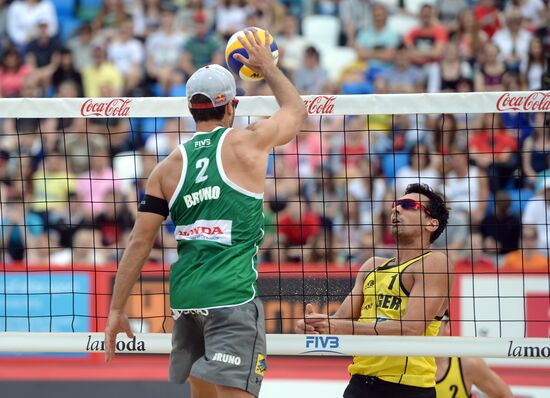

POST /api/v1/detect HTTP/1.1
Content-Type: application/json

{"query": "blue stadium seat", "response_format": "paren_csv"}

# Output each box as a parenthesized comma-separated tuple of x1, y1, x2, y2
(53, 0, 76, 17)
(169, 83, 186, 97)
(506, 188, 534, 215)
(58, 16, 81, 42)
(381, 151, 410, 181)
(140, 118, 166, 141)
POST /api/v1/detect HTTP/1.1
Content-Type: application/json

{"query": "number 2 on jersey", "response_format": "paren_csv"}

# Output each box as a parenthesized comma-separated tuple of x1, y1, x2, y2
(195, 158, 209, 183)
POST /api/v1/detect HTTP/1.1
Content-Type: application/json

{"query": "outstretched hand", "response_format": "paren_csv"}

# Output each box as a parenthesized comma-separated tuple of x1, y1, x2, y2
(233, 28, 276, 77)
(295, 303, 329, 334)
(104, 309, 134, 362)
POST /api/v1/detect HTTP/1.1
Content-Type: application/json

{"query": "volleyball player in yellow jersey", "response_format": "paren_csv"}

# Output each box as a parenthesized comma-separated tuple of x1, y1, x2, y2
(298, 183, 451, 398)
(435, 314, 513, 398)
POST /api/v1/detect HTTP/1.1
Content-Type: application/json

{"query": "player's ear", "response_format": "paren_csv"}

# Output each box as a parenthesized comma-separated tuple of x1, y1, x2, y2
(426, 218, 439, 232)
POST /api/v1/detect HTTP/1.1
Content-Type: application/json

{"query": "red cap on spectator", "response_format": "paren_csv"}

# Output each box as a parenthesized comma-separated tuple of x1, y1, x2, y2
(194, 12, 206, 23)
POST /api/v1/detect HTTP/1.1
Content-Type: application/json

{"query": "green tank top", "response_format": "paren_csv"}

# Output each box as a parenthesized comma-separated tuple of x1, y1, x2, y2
(168, 126, 264, 311)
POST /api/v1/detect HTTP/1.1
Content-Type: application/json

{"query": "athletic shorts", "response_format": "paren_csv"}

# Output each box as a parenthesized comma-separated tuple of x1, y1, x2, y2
(343, 375, 436, 398)
(169, 298, 266, 397)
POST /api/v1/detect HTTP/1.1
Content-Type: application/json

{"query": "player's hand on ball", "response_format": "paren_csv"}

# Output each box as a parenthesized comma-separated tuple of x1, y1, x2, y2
(233, 28, 276, 77)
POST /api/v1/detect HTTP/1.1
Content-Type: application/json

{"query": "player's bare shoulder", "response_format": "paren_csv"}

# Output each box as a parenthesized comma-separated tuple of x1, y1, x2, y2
(156, 147, 184, 200)
(356, 256, 393, 284)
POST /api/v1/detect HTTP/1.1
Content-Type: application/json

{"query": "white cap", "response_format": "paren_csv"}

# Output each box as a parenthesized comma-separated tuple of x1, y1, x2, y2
(186, 64, 237, 109)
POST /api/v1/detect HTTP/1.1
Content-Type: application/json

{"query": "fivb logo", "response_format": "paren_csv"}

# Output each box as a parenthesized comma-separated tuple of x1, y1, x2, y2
(194, 138, 211, 149)
(303, 335, 342, 354)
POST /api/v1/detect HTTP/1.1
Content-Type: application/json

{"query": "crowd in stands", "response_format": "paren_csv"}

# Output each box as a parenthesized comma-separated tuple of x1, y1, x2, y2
(0, 0, 549, 273)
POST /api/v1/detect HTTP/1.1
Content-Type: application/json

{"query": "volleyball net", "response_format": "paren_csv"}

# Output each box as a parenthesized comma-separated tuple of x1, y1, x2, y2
(0, 92, 549, 358)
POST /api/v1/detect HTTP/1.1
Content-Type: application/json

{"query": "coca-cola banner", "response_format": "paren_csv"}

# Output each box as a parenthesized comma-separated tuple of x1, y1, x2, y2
(0, 92, 547, 118)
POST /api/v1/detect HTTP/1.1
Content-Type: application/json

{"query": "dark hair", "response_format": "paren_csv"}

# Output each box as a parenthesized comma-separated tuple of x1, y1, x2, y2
(189, 94, 226, 122)
(404, 183, 449, 243)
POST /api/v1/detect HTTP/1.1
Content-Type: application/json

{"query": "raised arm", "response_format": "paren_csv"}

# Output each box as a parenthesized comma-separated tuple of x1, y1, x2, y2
(233, 29, 307, 151)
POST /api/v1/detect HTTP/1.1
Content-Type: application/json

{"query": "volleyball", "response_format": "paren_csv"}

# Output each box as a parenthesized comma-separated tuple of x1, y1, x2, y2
(225, 27, 279, 81)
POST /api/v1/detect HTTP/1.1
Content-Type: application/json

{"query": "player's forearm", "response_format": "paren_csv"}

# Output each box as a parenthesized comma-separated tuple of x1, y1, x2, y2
(263, 64, 306, 121)
(109, 235, 154, 311)
(329, 318, 428, 336)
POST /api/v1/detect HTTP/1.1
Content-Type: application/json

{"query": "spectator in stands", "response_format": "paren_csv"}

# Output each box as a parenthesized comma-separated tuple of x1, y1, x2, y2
(347, 155, 387, 258)
(426, 41, 472, 93)
(277, 195, 321, 263)
(0, 192, 46, 264)
(180, 11, 223, 77)
(474, 0, 501, 39)
(6, 0, 58, 49)
(276, 15, 309, 74)
(502, 227, 549, 272)
(133, 0, 162, 39)
(82, 41, 124, 98)
(404, 4, 449, 66)
(253, 0, 287, 36)
(394, 143, 442, 196)
(0, 47, 32, 97)
(107, 16, 144, 95)
(30, 150, 76, 248)
(469, 113, 519, 192)
(145, 3, 187, 96)
(534, 3, 550, 56)
(505, 0, 545, 31)
(474, 42, 506, 92)
(292, 46, 328, 95)
(380, 44, 426, 93)
(521, 36, 545, 90)
(453, 9, 488, 66)
(522, 179, 550, 255)
(339, 0, 373, 46)
(51, 49, 83, 96)
(215, 0, 249, 41)
(492, 8, 532, 76)
(76, 148, 122, 221)
(480, 190, 521, 255)
(66, 23, 94, 72)
(354, 3, 399, 72)
(25, 18, 62, 94)
(92, 0, 127, 35)
(522, 112, 550, 188)
(176, 0, 213, 36)
(435, 0, 469, 29)
(444, 148, 489, 227)
(453, 230, 497, 273)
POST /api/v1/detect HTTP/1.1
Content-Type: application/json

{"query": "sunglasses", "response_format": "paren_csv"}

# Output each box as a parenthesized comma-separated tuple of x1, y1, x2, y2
(392, 199, 432, 216)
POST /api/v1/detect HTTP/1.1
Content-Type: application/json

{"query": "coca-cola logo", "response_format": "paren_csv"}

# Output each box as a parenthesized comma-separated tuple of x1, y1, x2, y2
(304, 95, 336, 115)
(496, 92, 550, 112)
(80, 98, 132, 117)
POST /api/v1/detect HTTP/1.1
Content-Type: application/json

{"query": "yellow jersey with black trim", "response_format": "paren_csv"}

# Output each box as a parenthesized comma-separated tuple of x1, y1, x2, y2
(436, 357, 471, 398)
(348, 252, 442, 388)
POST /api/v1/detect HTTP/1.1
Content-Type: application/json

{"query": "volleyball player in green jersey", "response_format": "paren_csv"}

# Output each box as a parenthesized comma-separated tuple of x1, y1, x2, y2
(104, 29, 307, 398)
(298, 183, 451, 398)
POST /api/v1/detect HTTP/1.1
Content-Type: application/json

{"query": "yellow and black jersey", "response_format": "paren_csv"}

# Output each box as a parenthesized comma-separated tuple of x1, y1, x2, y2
(348, 252, 443, 388)
(436, 357, 471, 398)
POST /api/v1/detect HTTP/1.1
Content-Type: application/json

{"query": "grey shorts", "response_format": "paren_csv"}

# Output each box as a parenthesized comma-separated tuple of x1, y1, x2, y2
(169, 298, 267, 397)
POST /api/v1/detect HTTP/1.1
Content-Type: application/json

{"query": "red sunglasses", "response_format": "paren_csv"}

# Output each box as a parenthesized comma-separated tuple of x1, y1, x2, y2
(392, 199, 432, 216)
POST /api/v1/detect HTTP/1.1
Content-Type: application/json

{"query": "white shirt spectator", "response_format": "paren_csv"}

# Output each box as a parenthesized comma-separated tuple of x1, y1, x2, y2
(108, 38, 144, 75)
(444, 167, 481, 214)
(505, 0, 545, 27)
(145, 30, 186, 68)
(348, 177, 386, 230)
(522, 189, 550, 254)
(7, 0, 58, 46)
(492, 27, 532, 64)
(215, 4, 248, 36)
